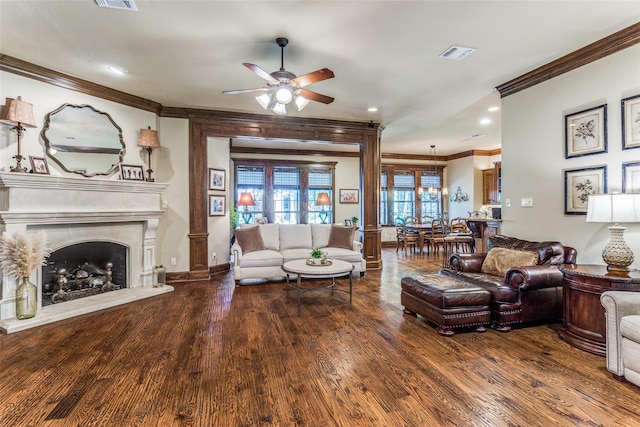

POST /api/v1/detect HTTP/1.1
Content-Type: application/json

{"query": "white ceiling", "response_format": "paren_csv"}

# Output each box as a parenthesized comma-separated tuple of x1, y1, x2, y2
(1, 1, 639, 156)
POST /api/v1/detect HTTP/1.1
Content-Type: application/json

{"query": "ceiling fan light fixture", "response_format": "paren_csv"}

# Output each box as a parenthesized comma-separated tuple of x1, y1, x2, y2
(295, 95, 309, 111)
(275, 86, 293, 104)
(224, 38, 335, 116)
(272, 103, 287, 115)
(256, 93, 271, 109)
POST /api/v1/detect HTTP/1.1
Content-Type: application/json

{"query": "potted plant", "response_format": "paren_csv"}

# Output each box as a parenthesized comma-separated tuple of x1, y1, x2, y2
(309, 247, 326, 265)
(229, 207, 240, 245)
(351, 216, 359, 226)
(0, 231, 49, 320)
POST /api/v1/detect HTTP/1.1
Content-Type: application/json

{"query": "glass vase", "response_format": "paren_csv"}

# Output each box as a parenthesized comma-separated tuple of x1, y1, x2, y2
(15, 276, 37, 320)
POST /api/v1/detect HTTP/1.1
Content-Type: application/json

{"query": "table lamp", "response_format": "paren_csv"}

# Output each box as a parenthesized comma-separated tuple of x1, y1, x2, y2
(0, 97, 37, 173)
(315, 192, 332, 224)
(586, 193, 640, 272)
(237, 192, 256, 223)
(137, 126, 160, 181)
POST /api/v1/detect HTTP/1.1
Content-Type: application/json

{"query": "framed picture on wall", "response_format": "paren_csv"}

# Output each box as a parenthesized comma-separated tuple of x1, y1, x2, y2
(209, 195, 225, 216)
(339, 189, 359, 204)
(120, 164, 145, 181)
(622, 94, 640, 150)
(209, 168, 226, 191)
(29, 156, 49, 175)
(564, 104, 607, 159)
(564, 165, 607, 215)
(622, 161, 640, 193)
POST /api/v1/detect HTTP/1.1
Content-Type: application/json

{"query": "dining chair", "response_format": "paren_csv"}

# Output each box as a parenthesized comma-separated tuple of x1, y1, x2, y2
(448, 217, 474, 253)
(419, 216, 434, 253)
(429, 219, 446, 254)
(396, 217, 419, 253)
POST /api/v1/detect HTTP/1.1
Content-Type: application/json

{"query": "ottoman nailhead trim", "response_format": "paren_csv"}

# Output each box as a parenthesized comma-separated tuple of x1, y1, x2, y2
(415, 303, 490, 329)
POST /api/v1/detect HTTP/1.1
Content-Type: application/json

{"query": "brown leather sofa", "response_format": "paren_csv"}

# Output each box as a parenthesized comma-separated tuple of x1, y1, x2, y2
(440, 235, 577, 331)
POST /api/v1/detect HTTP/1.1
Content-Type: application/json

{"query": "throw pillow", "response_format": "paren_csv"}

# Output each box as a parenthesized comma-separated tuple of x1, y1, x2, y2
(234, 226, 266, 254)
(327, 225, 355, 250)
(481, 247, 539, 277)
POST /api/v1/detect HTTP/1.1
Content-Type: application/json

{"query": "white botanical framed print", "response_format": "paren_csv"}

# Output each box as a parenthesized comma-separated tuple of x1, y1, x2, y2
(564, 104, 607, 159)
(564, 165, 607, 215)
(622, 161, 640, 193)
(622, 94, 640, 150)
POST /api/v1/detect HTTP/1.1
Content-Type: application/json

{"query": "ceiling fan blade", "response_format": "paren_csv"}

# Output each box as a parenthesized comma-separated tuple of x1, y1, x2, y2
(297, 88, 334, 104)
(291, 68, 335, 87)
(243, 63, 279, 83)
(222, 87, 270, 95)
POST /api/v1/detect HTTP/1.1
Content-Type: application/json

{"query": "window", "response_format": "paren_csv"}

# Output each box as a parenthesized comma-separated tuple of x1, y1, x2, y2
(236, 165, 264, 223)
(308, 168, 333, 224)
(380, 171, 388, 225)
(420, 172, 442, 218)
(273, 167, 300, 224)
(234, 160, 336, 224)
(380, 165, 444, 224)
(393, 171, 415, 221)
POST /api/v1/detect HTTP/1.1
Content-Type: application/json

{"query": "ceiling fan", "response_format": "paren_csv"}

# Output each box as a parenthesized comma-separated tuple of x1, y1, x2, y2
(223, 37, 335, 115)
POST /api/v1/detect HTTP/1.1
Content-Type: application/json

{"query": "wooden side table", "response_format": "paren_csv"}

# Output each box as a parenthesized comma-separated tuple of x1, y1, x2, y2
(559, 264, 640, 356)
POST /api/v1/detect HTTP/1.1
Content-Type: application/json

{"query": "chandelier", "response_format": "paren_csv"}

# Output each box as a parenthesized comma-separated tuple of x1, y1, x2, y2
(425, 145, 448, 200)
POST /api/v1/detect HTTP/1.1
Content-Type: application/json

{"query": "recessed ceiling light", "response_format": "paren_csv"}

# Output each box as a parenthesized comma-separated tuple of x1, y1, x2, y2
(439, 45, 476, 60)
(108, 65, 128, 75)
(368, 107, 378, 112)
(480, 118, 491, 125)
(488, 106, 500, 112)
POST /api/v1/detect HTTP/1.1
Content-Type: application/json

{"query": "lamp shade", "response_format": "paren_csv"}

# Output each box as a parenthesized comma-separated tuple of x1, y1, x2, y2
(586, 194, 640, 223)
(237, 192, 255, 207)
(137, 127, 160, 148)
(315, 192, 332, 206)
(0, 97, 36, 128)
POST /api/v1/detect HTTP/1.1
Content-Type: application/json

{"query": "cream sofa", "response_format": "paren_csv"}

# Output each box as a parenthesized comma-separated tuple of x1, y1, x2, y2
(231, 223, 365, 285)
(601, 291, 640, 387)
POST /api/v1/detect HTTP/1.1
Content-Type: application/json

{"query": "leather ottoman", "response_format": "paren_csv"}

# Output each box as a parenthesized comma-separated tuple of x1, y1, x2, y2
(401, 274, 491, 336)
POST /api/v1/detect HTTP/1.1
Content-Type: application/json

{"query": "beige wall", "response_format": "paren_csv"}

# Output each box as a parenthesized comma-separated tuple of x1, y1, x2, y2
(501, 44, 640, 268)
(157, 117, 190, 272)
(208, 137, 231, 266)
(0, 71, 193, 273)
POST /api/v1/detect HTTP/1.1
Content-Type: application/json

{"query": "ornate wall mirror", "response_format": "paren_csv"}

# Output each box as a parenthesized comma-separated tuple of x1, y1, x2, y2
(41, 104, 126, 177)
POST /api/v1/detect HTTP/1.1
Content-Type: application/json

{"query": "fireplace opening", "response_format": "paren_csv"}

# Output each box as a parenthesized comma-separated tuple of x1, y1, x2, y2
(41, 242, 127, 306)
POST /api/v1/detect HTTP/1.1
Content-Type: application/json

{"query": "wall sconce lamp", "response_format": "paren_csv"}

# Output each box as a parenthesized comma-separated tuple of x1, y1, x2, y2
(587, 193, 640, 272)
(237, 192, 256, 224)
(450, 187, 468, 203)
(315, 192, 332, 224)
(137, 126, 160, 181)
(0, 97, 37, 173)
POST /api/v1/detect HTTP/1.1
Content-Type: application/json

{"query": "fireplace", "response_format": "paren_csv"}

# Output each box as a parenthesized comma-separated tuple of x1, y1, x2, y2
(0, 173, 173, 333)
(42, 241, 127, 307)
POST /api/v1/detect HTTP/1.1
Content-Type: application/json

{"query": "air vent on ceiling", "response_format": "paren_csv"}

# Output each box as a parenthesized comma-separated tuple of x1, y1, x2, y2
(95, 0, 137, 11)
(439, 45, 476, 60)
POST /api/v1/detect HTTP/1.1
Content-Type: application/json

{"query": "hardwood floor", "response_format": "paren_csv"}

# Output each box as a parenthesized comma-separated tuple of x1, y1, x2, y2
(1, 249, 638, 426)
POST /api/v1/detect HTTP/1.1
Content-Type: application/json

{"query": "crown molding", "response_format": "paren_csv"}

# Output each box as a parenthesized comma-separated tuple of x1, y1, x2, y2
(0, 54, 162, 114)
(496, 22, 640, 97)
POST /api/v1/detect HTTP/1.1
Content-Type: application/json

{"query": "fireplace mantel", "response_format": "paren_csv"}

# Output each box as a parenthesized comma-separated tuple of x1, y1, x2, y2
(0, 173, 173, 333)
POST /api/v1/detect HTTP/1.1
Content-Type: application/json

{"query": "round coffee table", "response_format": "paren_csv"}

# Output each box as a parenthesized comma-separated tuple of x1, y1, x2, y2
(282, 259, 354, 314)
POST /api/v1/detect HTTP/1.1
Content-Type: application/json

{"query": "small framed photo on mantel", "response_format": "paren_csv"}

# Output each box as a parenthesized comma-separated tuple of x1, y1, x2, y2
(29, 156, 49, 175)
(120, 164, 145, 181)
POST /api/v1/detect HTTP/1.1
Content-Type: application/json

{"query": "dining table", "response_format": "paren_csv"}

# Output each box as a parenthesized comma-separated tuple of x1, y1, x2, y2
(404, 223, 432, 255)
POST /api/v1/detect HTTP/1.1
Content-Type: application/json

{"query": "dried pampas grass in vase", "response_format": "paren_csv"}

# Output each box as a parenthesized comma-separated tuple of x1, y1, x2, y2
(0, 230, 50, 320)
